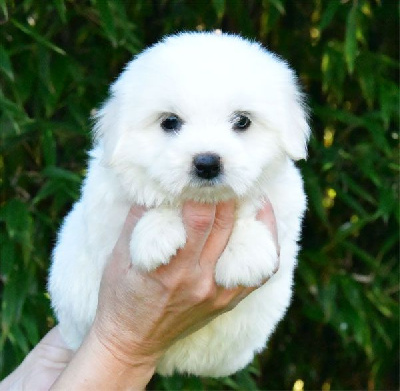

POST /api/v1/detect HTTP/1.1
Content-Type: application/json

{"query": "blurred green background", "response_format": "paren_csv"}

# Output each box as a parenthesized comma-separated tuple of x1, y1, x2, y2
(0, 1, 398, 390)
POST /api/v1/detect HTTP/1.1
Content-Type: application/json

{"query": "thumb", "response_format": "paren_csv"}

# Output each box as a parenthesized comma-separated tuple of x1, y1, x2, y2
(257, 199, 280, 257)
(117, 206, 147, 247)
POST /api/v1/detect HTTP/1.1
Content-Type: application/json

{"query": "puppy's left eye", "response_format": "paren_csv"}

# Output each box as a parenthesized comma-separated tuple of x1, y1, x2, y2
(233, 114, 251, 131)
(161, 114, 183, 133)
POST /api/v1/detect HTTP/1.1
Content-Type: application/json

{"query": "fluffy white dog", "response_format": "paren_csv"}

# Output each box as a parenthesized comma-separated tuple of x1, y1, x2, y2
(49, 32, 310, 377)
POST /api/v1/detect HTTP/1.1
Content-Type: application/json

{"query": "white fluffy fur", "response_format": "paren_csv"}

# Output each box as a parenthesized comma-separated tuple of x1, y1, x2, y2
(49, 32, 310, 377)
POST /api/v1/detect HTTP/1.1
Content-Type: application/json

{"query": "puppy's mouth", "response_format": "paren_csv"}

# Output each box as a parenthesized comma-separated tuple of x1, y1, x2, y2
(183, 175, 236, 202)
(191, 152, 223, 185)
(188, 175, 224, 188)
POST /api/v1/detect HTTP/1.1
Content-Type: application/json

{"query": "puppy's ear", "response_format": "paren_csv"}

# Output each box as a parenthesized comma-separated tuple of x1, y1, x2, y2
(280, 82, 310, 161)
(93, 94, 122, 165)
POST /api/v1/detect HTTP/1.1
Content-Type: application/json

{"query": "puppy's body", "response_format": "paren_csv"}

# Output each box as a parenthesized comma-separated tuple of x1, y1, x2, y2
(49, 32, 309, 377)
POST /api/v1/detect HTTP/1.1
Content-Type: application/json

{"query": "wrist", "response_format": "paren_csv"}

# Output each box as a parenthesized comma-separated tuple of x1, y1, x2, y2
(89, 326, 158, 376)
(52, 327, 157, 390)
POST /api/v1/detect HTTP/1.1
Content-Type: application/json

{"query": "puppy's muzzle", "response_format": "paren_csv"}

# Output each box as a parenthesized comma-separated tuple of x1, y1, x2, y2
(193, 153, 221, 180)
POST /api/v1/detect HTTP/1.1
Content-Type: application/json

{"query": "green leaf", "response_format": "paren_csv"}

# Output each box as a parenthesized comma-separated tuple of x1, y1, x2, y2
(377, 184, 397, 223)
(320, 43, 346, 99)
(330, 216, 370, 248)
(0, 237, 15, 278)
(378, 233, 399, 261)
(0, 94, 31, 121)
(0, 0, 8, 23)
(233, 368, 259, 390)
(345, 3, 358, 74)
(319, 281, 338, 322)
(54, 0, 67, 24)
(362, 115, 391, 157)
(42, 127, 57, 167)
(302, 165, 328, 225)
(379, 79, 400, 129)
(212, 0, 225, 19)
(32, 180, 60, 205)
(11, 19, 66, 56)
(0, 199, 32, 242)
(1, 282, 16, 339)
(160, 373, 186, 390)
(0, 45, 14, 80)
(268, 0, 285, 15)
(21, 313, 40, 346)
(42, 166, 82, 183)
(335, 188, 368, 217)
(93, 0, 117, 46)
(340, 172, 376, 205)
(341, 241, 378, 269)
(9, 325, 29, 354)
(319, 0, 340, 31)
(366, 291, 394, 319)
(371, 317, 392, 348)
(340, 277, 364, 312)
(50, 55, 69, 100)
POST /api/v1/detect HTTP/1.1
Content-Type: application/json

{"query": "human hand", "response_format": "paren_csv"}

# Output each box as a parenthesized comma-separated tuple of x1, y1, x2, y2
(89, 200, 279, 377)
(93, 201, 262, 367)
(0, 326, 73, 391)
(2, 200, 279, 391)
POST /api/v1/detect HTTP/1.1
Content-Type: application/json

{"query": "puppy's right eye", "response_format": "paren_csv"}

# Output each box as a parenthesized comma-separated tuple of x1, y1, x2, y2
(161, 114, 183, 133)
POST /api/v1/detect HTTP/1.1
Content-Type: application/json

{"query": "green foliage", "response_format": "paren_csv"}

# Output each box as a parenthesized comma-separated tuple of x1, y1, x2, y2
(1, 0, 398, 389)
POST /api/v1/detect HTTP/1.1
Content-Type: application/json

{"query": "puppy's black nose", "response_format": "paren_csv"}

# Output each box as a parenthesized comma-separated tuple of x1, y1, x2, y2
(193, 153, 221, 180)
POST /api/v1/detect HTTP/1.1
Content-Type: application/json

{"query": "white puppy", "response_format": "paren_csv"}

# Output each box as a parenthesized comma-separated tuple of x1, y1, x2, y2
(49, 32, 310, 377)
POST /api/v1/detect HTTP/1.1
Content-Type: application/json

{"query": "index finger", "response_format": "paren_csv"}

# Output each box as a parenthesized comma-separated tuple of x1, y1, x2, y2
(198, 200, 235, 270)
(168, 201, 216, 267)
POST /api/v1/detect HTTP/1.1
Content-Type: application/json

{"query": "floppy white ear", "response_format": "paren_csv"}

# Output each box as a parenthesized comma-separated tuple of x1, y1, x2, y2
(281, 84, 311, 161)
(93, 93, 122, 165)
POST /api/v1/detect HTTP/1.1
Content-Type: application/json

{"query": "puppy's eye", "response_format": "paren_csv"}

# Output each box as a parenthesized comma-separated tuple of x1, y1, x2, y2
(161, 114, 183, 133)
(233, 114, 251, 131)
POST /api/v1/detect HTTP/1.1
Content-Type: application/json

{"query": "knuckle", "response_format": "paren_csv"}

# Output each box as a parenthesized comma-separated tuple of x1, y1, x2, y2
(183, 202, 215, 234)
(191, 278, 217, 303)
(213, 213, 234, 231)
(213, 286, 253, 312)
(189, 213, 215, 233)
(165, 270, 187, 290)
(212, 289, 236, 312)
(213, 202, 235, 231)
(214, 296, 236, 313)
(154, 267, 186, 291)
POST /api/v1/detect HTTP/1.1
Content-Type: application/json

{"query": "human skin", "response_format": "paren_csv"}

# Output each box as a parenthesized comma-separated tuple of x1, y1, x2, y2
(0, 200, 279, 391)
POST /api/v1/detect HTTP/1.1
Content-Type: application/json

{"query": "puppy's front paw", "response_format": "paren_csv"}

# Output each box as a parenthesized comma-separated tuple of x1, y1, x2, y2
(130, 209, 186, 271)
(215, 219, 278, 288)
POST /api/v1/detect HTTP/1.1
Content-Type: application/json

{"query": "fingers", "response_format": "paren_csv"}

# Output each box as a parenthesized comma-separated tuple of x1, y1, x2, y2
(257, 199, 280, 257)
(199, 200, 235, 270)
(118, 205, 148, 245)
(176, 201, 216, 262)
(172, 201, 235, 271)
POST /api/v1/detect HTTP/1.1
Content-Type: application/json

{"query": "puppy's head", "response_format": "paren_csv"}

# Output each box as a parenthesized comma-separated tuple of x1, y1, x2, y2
(95, 32, 310, 203)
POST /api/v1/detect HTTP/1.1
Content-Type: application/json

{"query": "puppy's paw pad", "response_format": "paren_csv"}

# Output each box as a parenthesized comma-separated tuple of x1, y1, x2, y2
(215, 219, 278, 288)
(130, 209, 186, 271)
